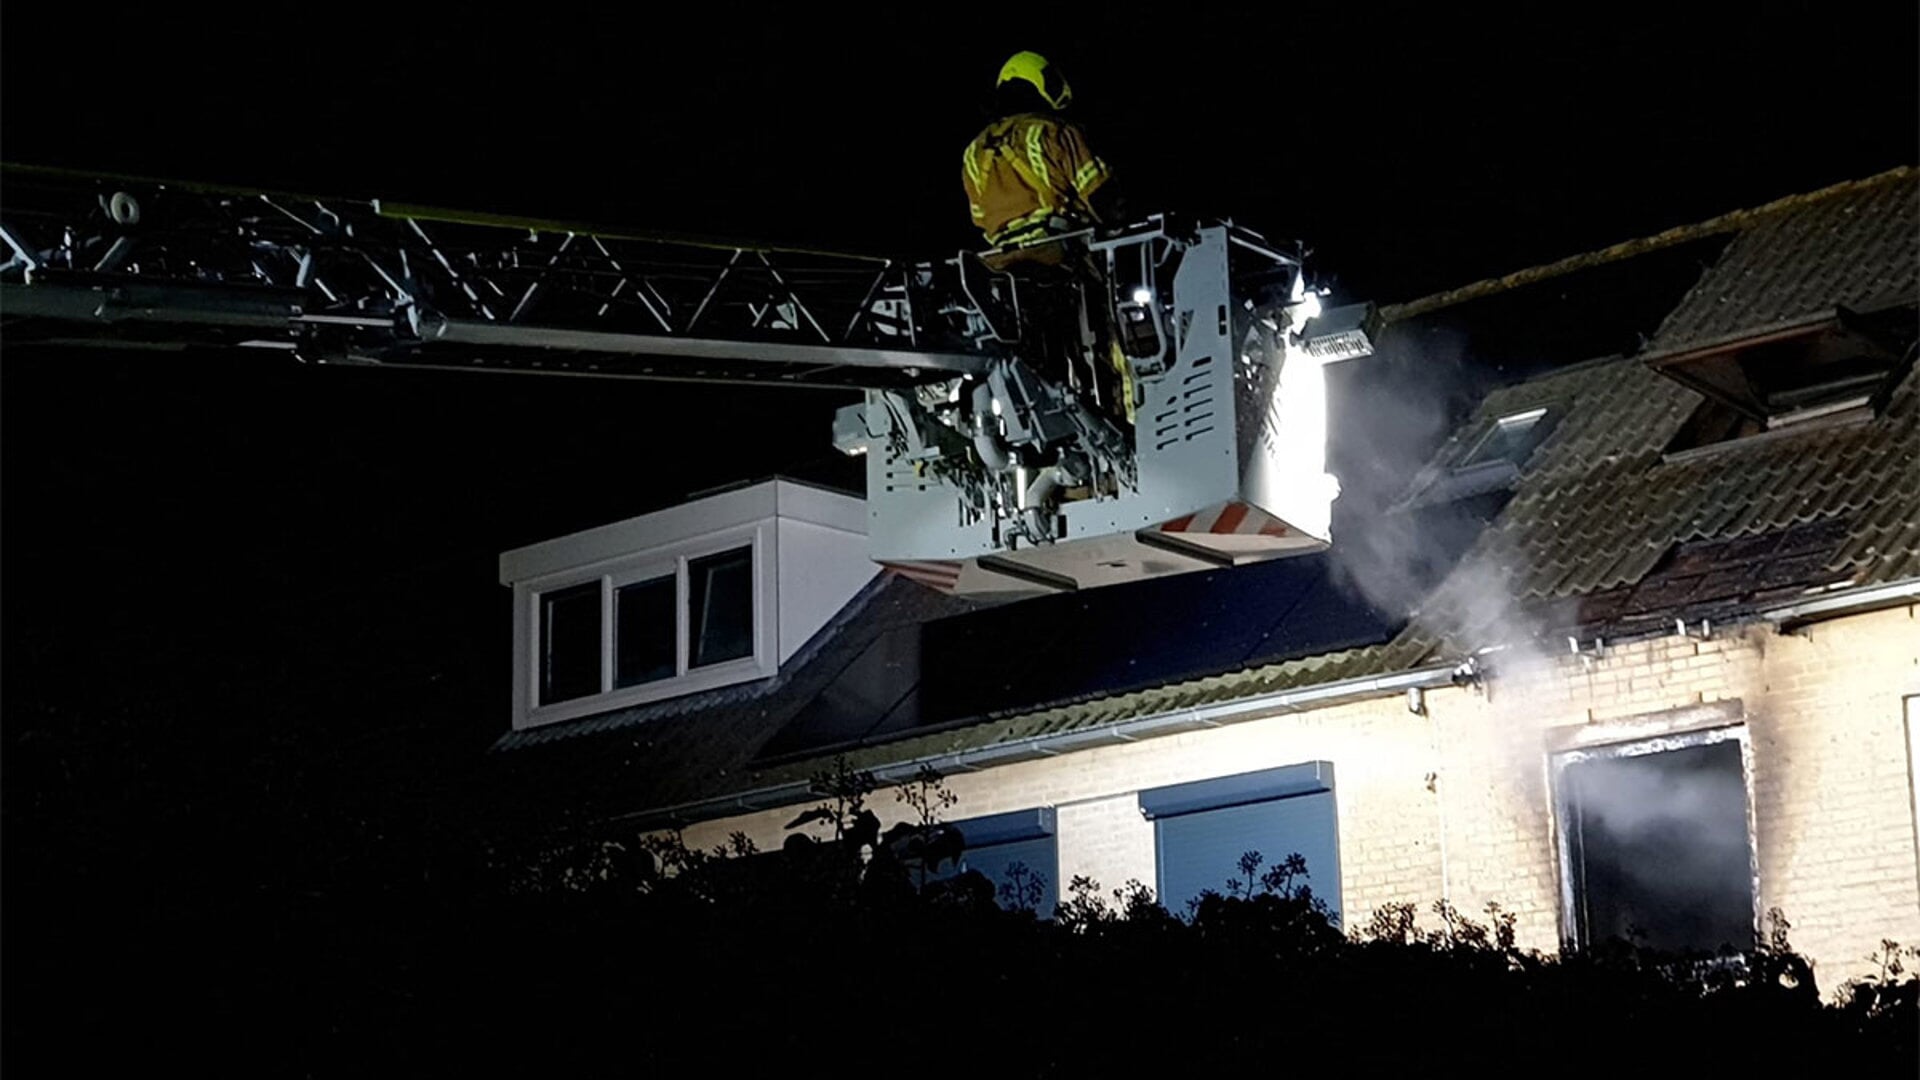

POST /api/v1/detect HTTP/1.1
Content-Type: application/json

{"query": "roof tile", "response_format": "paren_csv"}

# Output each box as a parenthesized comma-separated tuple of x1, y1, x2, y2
(1650, 170, 1919, 355)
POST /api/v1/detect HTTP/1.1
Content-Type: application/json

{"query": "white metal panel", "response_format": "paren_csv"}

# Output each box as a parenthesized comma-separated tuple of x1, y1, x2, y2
(862, 410, 1003, 562)
(1066, 225, 1242, 538)
(497, 479, 868, 588)
(498, 481, 779, 585)
(771, 478, 871, 534)
(775, 517, 879, 664)
(977, 532, 1215, 591)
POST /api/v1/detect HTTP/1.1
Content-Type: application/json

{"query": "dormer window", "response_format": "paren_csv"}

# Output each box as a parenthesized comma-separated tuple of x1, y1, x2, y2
(1656, 304, 1915, 455)
(500, 479, 880, 730)
(540, 581, 606, 704)
(534, 540, 765, 712)
(688, 547, 754, 667)
(614, 576, 676, 689)
(540, 563, 719, 706)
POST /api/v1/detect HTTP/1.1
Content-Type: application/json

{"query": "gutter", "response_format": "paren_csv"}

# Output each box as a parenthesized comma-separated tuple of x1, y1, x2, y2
(1759, 578, 1920, 631)
(611, 660, 1467, 834)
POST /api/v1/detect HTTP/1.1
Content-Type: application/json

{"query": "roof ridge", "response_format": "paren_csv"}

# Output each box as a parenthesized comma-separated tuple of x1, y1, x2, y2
(1381, 165, 1919, 323)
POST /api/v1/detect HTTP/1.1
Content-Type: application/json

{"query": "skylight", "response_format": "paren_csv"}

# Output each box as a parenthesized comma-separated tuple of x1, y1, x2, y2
(1460, 407, 1551, 468)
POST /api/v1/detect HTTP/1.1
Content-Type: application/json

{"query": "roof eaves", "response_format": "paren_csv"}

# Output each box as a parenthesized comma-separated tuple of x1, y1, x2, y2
(605, 659, 1468, 834)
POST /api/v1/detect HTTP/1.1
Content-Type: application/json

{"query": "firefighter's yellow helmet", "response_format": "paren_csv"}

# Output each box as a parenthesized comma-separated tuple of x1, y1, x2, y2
(997, 50, 1072, 110)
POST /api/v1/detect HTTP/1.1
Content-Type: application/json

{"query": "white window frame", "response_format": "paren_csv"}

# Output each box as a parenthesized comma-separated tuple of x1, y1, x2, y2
(514, 522, 776, 728)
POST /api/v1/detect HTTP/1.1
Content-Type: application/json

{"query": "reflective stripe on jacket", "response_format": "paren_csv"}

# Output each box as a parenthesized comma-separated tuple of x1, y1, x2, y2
(962, 113, 1111, 245)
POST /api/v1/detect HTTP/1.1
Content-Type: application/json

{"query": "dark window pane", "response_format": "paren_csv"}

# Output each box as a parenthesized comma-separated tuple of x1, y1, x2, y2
(616, 576, 676, 688)
(539, 582, 601, 705)
(1564, 739, 1753, 954)
(689, 546, 753, 668)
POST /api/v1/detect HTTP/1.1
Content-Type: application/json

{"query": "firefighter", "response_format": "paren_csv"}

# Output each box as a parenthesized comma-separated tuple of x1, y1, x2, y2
(961, 52, 1135, 424)
(961, 51, 1116, 249)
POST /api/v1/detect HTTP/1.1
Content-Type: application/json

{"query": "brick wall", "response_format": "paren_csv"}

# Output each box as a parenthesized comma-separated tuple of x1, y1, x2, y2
(1750, 606, 1920, 987)
(678, 602, 1920, 994)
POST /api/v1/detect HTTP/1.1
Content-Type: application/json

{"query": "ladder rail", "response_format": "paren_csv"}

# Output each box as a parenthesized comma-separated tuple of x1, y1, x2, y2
(0, 167, 997, 385)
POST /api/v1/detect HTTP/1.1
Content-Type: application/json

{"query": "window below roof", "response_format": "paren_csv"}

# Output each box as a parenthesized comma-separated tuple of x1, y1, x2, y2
(1140, 762, 1342, 920)
(1552, 728, 1755, 955)
(924, 808, 1059, 915)
(523, 532, 774, 722)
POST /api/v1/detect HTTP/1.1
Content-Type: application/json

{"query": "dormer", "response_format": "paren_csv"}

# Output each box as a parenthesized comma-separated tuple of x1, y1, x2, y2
(498, 479, 878, 730)
(1633, 169, 1917, 457)
(1653, 303, 1916, 456)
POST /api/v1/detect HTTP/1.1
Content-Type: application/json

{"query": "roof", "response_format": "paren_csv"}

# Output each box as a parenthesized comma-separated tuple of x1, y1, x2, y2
(491, 168, 1920, 830)
(1646, 168, 1919, 357)
(1420, 353, 1917, 646)
(1409, 169, 1919, 646)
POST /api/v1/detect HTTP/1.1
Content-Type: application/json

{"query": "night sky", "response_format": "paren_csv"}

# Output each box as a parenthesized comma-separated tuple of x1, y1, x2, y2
(2, 0, 1915, 974)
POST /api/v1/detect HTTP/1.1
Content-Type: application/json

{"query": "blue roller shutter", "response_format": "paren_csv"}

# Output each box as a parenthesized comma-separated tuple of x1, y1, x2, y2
(945, 808, 1058, 914)
(1140, 762, 1340, 920)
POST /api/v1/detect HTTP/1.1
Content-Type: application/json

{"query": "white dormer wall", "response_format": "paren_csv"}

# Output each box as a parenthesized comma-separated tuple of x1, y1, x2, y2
(498, 480, 878, 731)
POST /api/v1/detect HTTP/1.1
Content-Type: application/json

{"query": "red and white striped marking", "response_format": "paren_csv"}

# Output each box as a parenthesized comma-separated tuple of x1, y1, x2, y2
(1158, 502, 1291, 538)
(881, 560, 964, 592)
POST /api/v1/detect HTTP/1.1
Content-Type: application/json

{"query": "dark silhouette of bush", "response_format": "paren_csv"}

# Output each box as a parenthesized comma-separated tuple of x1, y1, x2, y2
(17, 755, 1913, 1076)
(437, 763, 1915, 1077)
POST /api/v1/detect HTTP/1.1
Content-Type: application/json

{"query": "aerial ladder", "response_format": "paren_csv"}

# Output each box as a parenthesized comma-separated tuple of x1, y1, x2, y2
(0, 166, 1380, 595)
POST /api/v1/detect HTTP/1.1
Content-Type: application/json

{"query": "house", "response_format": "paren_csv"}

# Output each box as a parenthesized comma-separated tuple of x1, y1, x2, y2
(488, 168, 1920, 988)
